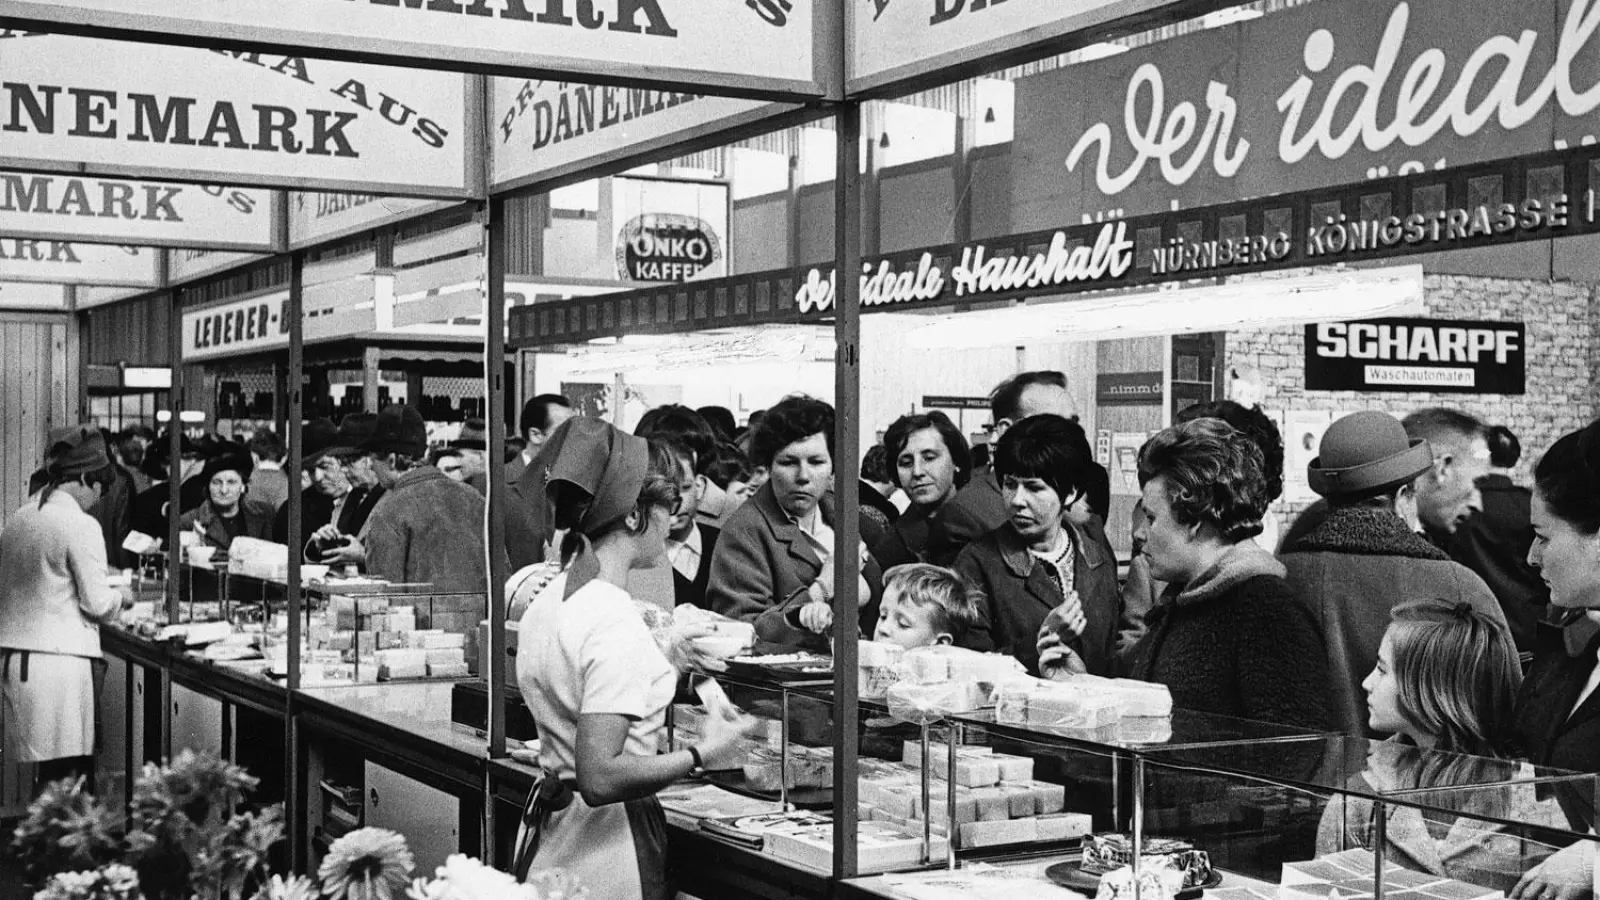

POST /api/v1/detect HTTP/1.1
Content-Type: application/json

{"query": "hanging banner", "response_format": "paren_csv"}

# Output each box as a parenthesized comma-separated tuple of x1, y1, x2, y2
(849, 0, 1171, 94)
(1013, 0, 1600, 228)
(0, 240, 159, 286)
(0, 280, 69, 308)
(288, 193, 455, 249)
(0, 171, 278, 250)
(182, 293, 289, 362)
(610, 176, 729, 283)
(0, 0, 828, 100)
(490, 79, 800, 193)
(0, 33, 475, 198)
(169, 249, 268, 285)
(1305, 319, 1527, 394)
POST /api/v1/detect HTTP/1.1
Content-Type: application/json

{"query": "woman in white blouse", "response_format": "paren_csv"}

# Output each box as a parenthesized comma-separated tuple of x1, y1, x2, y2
(0, 426, 125, 792)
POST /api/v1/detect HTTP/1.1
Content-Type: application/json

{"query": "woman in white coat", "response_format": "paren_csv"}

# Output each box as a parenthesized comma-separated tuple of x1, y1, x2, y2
(0, 426, 125, 791)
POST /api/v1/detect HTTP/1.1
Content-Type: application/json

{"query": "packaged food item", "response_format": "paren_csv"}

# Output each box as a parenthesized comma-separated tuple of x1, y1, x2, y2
(886, 680, 987, 722)
(742, 746, 833, 792)
(1094, 864, 1185, 900)
(859, 640, 905, 699)
(1082, 834, 1214, 890)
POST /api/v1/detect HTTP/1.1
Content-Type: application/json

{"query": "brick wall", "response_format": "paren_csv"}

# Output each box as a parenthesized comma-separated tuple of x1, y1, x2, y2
(1227, 274, 1600, 531)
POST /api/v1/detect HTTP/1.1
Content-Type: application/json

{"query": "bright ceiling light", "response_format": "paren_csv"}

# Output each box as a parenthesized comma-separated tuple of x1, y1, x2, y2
(902, 265, 1426, 350)
(566, 325, 830, 374)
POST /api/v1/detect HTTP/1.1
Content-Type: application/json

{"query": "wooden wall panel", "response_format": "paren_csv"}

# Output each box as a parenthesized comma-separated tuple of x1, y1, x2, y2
(0, 314, 77, 520)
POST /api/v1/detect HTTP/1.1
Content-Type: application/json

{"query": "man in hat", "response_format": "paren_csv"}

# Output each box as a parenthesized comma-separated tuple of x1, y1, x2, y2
(451, 417, 489, 495)
(1278, 410, 1510, 739)
(326, 404, 494, 593)
(272, 417, 338, 546)
(177, 452, 276, 551)
(302, 414, 389, 563)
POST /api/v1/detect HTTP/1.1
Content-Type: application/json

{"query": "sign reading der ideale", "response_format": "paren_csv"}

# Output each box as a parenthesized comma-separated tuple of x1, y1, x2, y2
(1305, 319, 1526, 395)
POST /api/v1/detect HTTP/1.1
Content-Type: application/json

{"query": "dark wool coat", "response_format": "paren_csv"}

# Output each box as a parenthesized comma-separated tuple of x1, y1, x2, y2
(671, 523, 720, 611)
(707, 480, 883, 653)
(873, 478, 1008, 571)
(1279, 505, 1511, 740)
(177, 498, 277, 551)
(361, 467, 497, 593)
(1516, 616, 1600, 831)
(952, 517, 1122, 676)
(1446, 474, 1550, 652)
(1125, 562, 1333, 732)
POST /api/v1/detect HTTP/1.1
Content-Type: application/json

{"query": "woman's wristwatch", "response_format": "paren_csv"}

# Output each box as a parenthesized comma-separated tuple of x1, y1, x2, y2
(686, 745, 706, 777)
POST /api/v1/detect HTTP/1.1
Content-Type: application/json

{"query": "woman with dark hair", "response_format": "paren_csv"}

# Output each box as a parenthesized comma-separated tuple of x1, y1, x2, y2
(0, 427, 126, 792)
(513, 418, 751, 898)
(1318, 601, 1565, 893)
(1517, 421, 1600, 841)
(874, 411, 986, 570)
(1125, 419, 1331, 729)
(707, 395, 884, 651)
(953, 414, 1122, 675)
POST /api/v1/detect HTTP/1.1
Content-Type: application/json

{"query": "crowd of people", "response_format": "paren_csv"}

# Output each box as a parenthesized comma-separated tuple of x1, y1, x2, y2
(4, 370, 1599, 898)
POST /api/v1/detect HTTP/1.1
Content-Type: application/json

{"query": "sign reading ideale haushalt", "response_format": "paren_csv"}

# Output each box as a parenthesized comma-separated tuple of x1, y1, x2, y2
(0, 0, 822, 99)
(1013, 0, 1600, 230)
(0, 171, 276, 251)
(1096, 372, 1164, 406)
(0, 33, 472, 198)
(1305, 319, 1526, 395)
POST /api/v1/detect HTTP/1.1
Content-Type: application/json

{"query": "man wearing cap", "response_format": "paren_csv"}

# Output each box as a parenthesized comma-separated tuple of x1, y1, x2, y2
(0, 427, 126, 790)
(272, 417, 338, 546)
(326, 404, 493, 593)
(1279, 410, 1510, 739)
(177, 452, 276, 552)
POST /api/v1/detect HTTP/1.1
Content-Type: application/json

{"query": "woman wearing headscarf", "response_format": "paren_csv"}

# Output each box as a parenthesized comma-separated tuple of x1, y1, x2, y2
(512, 418, 751, 899)
(0, 426, 125, 791)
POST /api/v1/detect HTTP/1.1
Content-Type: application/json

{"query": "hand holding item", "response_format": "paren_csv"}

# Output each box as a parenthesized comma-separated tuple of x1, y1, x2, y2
(318, 535, 366, 566)
(799, 599, 834, 635)
(666, 621, 733, 674)
(694, 685, 758, 771)
(1036, 592, 1089, 680)
(311, 523, 344, 544)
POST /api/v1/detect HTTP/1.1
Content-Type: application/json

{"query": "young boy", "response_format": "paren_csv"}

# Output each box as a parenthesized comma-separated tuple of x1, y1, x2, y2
(872, 563, 985, 650)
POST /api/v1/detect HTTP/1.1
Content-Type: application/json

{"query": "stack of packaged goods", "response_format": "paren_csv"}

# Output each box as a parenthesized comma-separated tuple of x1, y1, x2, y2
(856, 743, 1090, 849)
(994, 675, 1173, 742)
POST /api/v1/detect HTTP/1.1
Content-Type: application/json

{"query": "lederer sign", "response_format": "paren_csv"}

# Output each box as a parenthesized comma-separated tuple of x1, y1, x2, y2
(0, 171, 279, 250)
(1306, 319, 1526, 394)
(0, 0, 826, 99)
(1014, 0, 1600, 227)
(0, 32, 474, 197)
(182, 294, 291, 362)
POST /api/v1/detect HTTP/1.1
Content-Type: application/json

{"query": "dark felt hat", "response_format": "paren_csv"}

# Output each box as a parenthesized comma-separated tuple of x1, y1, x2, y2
(298, 418, 340, 469)
(450, 418, 488, 451)
(362, 405, 427, 459)
(199, 451, 254, 486)
(1308, 411, 1434, 499)
(308, 413, 381, 467)
(46, 425, 111, 476)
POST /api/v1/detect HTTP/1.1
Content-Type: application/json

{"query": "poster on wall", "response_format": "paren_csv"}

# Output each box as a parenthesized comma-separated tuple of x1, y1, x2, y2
(1012, 0, 1600, 229)
(1283, 409, 1334, 504)
(0, 240, 159, 286)
(289, 193, 453, 250)
(0, 0, 828, 99)
(0, 172, 279, 251)
(611, 176, 729, 284)
(490, 79, 798, 194)
(1305, 319, 1526, 395)
(0, 33, 474, 197)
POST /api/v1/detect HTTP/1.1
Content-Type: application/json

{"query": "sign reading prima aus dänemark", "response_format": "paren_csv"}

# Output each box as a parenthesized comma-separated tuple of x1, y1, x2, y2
(508, 141, 1600, 348)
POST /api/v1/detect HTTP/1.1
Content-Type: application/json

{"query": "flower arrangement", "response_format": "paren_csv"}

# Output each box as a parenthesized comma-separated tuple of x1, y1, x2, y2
(10, 752, 583, 900)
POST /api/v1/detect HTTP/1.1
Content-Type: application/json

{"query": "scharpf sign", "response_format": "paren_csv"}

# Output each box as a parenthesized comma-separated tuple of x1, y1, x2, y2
(490, 79, 797, 193)
(1014, 0, 1600, 229)
(1305, 319, 1526, 394)
(0, 240, 159, 286)
(0, 0, 825, 99)
(0, 33, 474, 198)
(0, 171, 278, 250)
(611, 176, 728, 283)
(850, 0, 1179, 94)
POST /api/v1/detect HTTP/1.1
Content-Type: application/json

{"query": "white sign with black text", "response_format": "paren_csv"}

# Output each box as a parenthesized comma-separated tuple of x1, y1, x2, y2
(0, 240, 159, 286)
(611, 176, 729, 284)
(182, 294, 291, 362)
(0, 33, 473, 197)
(0, 0, 821, 98)
(288, 193, 451, 249)
(0, 171, 277, 250)
(169, 249, 269, 286)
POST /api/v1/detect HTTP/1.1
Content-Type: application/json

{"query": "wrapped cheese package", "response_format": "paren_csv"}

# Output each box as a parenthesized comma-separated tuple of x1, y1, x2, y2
(1093, 865, 1185, 900)
(858, 640, 905, 699)
(886, 680, 987, 724)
